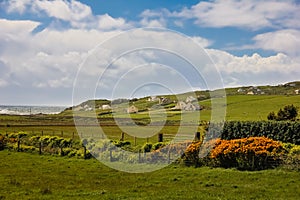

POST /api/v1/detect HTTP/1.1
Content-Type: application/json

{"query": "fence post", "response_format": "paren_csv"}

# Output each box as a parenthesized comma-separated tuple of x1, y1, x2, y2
(17, 135, 20, 152)
(61, 131, 63, 137)
(72, 132, 75, 139)
(109, 149, 113, 162)
(195, 132, 200, 141)
(146, 137, 149, 143)
(134, 136, 137, 146)
(158, 133, 163, 142)
(83, 145, 87, 159)
(41, 131, 44, 136)
(120, 132, 125, 141)
(39, 141, 42, 155)
(138, 149, 141, 163)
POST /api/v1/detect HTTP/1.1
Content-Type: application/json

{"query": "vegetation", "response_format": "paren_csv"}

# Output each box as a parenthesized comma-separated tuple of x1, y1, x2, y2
(1, 150, 300, 200)
(218, 121, 300, 144)
(268, 104, 298, 121)
(1, 82, 300, 199)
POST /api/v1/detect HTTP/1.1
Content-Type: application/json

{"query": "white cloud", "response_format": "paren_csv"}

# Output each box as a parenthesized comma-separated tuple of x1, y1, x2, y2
(250, 29, 300, 57)
(2, 0, 130, 30)
(140, 18, 166, 28)
(33, 0, 92, 22)
(207, 49, 300, 86)
(191, 36, 213, 48)
(0, 18, 40, 37)
(97, 14, 129, 30)
(173, 0, 300, 30)
(3, 0, 32, 14)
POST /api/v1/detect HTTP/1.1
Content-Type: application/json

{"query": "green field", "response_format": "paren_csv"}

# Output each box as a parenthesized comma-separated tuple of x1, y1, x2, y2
(0, 150, 299, 200)
(1, 93, 300, 199)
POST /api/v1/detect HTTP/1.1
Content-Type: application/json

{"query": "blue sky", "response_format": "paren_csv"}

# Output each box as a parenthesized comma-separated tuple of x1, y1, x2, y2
(0, 0, 300, 106)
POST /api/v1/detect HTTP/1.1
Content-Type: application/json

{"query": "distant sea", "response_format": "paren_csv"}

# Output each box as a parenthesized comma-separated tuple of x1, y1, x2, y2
(0, 105, 66, 115)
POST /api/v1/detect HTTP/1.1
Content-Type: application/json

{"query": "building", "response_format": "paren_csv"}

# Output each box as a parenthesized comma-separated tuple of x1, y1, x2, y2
(127, 105, 138, 114)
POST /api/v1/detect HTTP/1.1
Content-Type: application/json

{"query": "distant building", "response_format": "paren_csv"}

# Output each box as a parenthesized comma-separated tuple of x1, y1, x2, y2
(127, 105, 138, 114)
(158, 97, 171, 105)
(185, 96, 197, 103)
(237, 88, 245, 93)
(101, 105, 111, 110)
(148, 96, 159, 102)
(247, 91, 255, 95)
(173, 101, 200, 111)
(295, 89, 300, 95)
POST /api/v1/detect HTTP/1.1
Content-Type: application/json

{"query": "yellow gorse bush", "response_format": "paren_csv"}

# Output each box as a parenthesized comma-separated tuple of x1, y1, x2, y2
(210, 137, 284, 159)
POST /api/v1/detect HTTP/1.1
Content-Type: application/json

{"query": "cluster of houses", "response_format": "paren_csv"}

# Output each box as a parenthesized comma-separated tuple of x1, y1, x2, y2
(237, 86, 265, 95)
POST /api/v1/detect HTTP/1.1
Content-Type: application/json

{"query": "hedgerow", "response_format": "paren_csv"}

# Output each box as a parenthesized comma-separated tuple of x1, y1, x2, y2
(208, 121, 300, 144)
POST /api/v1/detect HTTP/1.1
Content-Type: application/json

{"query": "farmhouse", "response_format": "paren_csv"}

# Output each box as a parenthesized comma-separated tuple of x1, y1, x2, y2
(295, 89, 300, 95)
(127, 105, 138, 114)
(148, 96, 159, 102)
(185, 96, 197, 103)
(173, 101, 200, 111)
(237, 88, 245, 93)
(158, 97, 171, 105)
(101, 104, 111, 110)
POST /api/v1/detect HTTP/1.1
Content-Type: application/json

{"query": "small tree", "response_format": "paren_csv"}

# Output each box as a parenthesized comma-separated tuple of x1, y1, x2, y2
(268, 105, 298, 121)
(277, 105, 298, 121)
(267, 111, 276, 120)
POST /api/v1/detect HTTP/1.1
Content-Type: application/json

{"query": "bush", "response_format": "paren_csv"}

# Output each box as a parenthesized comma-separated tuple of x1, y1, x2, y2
(142, 143, 152, 152)
(152, 142, 167, 150)
(210, 137, 285, 170)
(268, 104, 298, 121)
(0, 134, 7, 150)
(220, 121, 300, 144)
(182, 141, 202, 166)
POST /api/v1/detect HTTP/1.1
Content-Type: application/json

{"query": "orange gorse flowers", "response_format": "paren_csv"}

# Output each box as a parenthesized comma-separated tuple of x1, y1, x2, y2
(210, 136, 285, 160)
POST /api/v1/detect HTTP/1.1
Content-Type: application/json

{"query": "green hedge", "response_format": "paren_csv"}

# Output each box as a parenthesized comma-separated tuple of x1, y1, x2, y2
(207, 121, 300, 144)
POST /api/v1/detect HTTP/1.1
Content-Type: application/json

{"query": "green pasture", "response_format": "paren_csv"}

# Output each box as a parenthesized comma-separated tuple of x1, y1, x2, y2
(0, 150, 299, 200)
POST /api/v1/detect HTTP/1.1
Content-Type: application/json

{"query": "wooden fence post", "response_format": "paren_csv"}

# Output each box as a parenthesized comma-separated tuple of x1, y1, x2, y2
(72, 132, 75, 139)
(61, 131, 63, 137)
(83, 146, 87, 159)
(195, 132, 200, 141)
(39, 141, 42, 155)
(158, 133, 163, 142)
(41, 131, 44, 136)
(138, 149, 141, 163)
(120, 132, 125, 141)
(109, 149, 113, 162)
(134, 136, 137, 146)
(17, 136, 20, 152)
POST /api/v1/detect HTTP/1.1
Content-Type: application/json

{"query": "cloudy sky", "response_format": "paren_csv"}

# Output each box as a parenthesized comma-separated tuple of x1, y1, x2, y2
(0, 0, 299, 106)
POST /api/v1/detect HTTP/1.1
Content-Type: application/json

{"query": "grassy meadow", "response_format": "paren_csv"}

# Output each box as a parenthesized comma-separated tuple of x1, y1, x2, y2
(1, 150, 299, 200)
(1, 91, 300, 199)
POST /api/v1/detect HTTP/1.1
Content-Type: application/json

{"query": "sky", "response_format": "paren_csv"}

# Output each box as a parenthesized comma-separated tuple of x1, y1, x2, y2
(0, 0, 300, 106)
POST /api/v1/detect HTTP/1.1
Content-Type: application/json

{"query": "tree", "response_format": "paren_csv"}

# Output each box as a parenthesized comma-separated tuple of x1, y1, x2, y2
(267, 111, 276, 120)
(268, 104, 298, 121)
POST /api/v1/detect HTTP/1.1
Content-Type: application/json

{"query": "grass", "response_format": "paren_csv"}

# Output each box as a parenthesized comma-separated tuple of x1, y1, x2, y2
(0, 150, 299, 199)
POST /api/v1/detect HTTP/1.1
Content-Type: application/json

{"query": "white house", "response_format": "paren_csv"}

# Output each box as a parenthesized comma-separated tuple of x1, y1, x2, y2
(185, 96, 197, 103)
(101, 105, 111, 110)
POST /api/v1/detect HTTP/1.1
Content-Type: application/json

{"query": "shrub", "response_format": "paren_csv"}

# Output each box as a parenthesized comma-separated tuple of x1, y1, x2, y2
(182, 141, 202, 166)
(142, 143, 152, 153)
(0, 134, 7, 150)
(210, 137, 285, 170)
(268, 104, 298, 121)
(152, 142, 167, 150)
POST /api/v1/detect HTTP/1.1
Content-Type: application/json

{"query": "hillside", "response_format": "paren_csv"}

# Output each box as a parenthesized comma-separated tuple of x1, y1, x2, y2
(64, 81, 300, 122)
